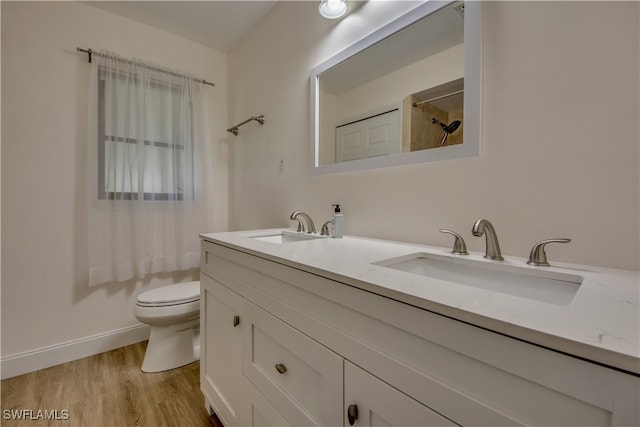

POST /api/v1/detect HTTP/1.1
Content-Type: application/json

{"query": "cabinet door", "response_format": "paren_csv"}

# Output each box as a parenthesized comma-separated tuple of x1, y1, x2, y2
(200, 274, 245, 427)
(345, 361, 458, 427)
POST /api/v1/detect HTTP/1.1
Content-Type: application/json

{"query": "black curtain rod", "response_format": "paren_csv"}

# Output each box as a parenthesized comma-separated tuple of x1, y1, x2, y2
(76, 47, 215, 88)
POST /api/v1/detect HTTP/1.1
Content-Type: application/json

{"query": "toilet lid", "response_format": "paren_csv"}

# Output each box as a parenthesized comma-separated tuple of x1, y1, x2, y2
(136, 281, 200, 307)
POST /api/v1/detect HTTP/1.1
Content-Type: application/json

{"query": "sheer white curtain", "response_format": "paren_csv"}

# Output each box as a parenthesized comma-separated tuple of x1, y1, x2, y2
(87, 50, 211, 286)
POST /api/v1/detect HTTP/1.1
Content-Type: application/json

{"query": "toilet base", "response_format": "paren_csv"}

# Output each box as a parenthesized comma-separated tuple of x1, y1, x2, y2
(141, 318, 200, 373)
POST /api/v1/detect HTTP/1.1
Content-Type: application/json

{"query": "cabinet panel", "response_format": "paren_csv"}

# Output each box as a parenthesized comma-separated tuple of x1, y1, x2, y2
(200, 274, 244, 427)
(243, 302, 343, 427)
(345, 361, 457, 427)
(238, 376, 291, 427)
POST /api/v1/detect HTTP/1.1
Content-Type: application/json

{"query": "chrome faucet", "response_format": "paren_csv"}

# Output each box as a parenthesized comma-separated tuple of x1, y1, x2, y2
(289, 211, 316, 234)
(471, 219, 504, 260)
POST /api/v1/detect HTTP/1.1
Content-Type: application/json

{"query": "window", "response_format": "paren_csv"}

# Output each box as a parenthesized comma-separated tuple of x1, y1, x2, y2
(97, 67, 194, 201)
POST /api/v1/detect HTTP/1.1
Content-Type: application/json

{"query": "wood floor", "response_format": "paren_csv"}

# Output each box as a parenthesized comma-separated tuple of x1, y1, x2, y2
(0, 341, 210, 427)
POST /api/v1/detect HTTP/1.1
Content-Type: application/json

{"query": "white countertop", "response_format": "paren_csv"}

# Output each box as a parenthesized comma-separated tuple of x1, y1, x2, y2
(200, 228, 640, 375)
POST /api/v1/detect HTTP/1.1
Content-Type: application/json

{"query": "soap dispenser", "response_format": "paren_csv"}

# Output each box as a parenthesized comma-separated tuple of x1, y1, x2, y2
(332, 204, 343, 238)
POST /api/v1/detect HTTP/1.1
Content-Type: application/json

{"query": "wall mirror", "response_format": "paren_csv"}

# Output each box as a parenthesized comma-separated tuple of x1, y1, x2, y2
(310, 0, 482, 175)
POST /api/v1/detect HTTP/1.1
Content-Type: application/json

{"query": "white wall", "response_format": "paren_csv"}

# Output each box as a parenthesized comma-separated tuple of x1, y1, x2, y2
(1, 1, 228, 363)
(229, 1, 639, 271)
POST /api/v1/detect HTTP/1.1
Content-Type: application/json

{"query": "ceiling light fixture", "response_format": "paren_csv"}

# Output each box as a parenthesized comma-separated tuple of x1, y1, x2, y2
(319, 0, 347, 19)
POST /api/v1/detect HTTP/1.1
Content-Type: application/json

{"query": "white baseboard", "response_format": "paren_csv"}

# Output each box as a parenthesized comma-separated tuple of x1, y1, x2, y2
(1, 324, 150, 379)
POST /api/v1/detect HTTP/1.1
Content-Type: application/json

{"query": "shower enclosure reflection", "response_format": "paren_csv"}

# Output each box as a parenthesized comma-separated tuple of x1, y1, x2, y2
(405, 78, 464, 151)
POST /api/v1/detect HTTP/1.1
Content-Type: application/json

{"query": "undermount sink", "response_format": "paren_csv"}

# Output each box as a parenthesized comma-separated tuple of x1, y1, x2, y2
(249, 230, 327, 244)
(374, 252, 584, 305)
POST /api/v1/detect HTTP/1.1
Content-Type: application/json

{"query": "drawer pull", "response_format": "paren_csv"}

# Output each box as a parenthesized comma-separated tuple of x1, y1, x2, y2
(232, 315, 240, 327)
(347, 404, 358, 425)
(275, 363, 287, 374)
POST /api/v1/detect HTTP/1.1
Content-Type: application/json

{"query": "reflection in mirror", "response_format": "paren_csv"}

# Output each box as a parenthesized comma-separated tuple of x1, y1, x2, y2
(311, 0, 482, 175)
(407, 78, 464, 151)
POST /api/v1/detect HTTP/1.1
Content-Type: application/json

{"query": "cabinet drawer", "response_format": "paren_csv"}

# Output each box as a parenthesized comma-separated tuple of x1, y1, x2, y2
(238, 376, 291, 427)
(243, 301, 343, 427)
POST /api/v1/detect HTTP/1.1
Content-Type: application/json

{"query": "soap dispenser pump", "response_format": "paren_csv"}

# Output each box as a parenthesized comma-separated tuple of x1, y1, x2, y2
(332, 204, 343, 238)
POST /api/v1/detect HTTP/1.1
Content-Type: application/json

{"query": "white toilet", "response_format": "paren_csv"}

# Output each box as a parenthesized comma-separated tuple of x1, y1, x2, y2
(134, 281, 201, 373)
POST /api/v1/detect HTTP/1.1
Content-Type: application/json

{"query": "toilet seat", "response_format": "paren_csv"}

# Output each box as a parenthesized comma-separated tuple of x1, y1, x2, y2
(136, 281, 200, 307)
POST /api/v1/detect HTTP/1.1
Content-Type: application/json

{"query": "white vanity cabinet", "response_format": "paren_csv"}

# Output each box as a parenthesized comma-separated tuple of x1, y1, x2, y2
(200, 239, 639, 427)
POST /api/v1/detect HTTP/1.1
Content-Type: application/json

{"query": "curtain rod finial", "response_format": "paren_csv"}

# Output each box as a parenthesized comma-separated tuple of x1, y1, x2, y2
(77, 47, 92, 63)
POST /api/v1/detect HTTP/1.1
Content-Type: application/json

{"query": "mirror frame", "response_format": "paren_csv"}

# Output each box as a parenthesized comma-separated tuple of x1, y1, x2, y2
(310, 0, 482, 175)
